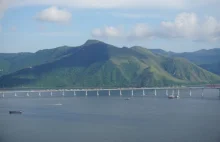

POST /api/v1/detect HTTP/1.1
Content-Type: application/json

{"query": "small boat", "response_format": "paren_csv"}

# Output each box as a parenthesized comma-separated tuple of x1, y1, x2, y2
(9, 111, 22, 114)
(125, 98, 130, 100)
(168, 95, 180, 99)
(168, 95, 175, 99)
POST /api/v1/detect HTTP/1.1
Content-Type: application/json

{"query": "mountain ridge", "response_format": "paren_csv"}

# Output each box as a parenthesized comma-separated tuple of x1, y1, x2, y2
(0, 40, 219, 88)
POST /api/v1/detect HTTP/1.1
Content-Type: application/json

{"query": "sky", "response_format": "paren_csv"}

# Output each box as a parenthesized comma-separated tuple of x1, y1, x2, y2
(0, 0, 220, 53)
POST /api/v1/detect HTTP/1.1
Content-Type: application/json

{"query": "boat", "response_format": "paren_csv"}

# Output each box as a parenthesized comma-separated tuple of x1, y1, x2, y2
(168, 95, 180, 99)
(125, 98, 130, 100)
(168, 95, 175, 99)
(9, 111, 22, 114)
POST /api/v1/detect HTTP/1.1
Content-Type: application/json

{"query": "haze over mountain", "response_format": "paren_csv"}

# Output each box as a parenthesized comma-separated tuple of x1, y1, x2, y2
(0, 40, 219, 88)
(150, 48, 220, 75)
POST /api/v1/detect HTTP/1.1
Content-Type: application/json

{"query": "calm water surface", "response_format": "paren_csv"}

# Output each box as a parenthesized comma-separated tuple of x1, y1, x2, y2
(0, 89, 220, 142)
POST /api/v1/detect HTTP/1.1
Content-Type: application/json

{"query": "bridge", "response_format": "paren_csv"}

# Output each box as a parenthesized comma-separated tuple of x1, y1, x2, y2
(1, 86, 220, 98)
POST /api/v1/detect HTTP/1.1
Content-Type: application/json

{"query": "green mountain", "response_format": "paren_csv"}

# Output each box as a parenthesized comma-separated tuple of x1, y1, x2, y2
(150, 48, 220, 75)
(0, 40, 219, 88)
(0, 46, 77, 77)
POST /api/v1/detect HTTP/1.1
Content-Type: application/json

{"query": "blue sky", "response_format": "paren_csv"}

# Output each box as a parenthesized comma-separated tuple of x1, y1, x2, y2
(0, 0, 220, 53)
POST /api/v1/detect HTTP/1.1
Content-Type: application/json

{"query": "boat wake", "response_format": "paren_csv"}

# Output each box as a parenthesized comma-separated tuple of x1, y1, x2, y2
(46, 103, 62, 106)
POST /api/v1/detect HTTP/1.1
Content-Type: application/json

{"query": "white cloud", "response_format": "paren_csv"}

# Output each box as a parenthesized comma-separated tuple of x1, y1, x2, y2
(160, 12, 199, 39)
(1, 0, 220, 18)
(36, 6, 72, 23)
(129, 23, 153, 39)
(160, 13, 220, 41)
(111, 13, 162, 19)
(92, 12, 220, 42)
(92, 26, 123, 38)
(15, 0, 186, 9)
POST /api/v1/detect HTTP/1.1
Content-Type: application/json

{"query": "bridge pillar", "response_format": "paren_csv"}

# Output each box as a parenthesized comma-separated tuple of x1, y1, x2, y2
(120, 90, 122, 96)
(39, 92, 41, 97)
(97, 90, 99, 96)
(166, 90, 168, 96)
(202, 88, 204, 97)
(62, 91, 65, 96)
(74, 91, 76, 96)
(189, 89, 192, 97)
(108, 90, 111, 96)
(177, 89, 180, 97)
(219, 89, 220, 98)
(50, 92, 53, 97)
(15, 92, 17, 97)
(154, 89, 157, 96)
(131, 90, 134, 97)
(27, 92, 29, 97)
(85, 91, 88, 96)
(2, 93, 4, 98)
(172, 90, 174, 96)
(143, 89, 145, 96)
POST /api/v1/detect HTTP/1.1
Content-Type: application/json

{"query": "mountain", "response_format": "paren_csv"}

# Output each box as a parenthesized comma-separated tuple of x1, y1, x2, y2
(150, 48, 220, 75)
(0, 40, 219, 88)
(0, 46, 78, 77)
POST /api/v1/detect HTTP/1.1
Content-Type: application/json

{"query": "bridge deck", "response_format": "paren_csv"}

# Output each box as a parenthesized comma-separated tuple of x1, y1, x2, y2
(1, 87, 220, 93)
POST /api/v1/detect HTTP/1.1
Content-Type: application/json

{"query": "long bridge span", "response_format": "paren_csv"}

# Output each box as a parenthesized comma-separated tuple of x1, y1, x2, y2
(1, 86, 220, 98)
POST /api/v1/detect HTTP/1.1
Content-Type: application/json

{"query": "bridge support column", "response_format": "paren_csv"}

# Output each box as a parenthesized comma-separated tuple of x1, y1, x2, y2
(120, 90, 122, 96)
(154, 89, 157, 96)
(50, 92, 53, 97)
(2, 93, 4, 98)
(166, 90, 168, 96)
(202, 88, 204, 97)
(85, 91, 88, 96)
(108, 90, 111, 96)
(131, 90, 134, 97)
(27, 92, 29, 97)
(189, 89, 192, 97)
(219, 89, 220, 98)
(39, 92, 41, 97)
(62, 91, 65, 96)
(97, 91, 99, 96)
(143, 89, 145, 96)
(177, 89, 180, 97)
(15, 92, 17, 97)
(172, 90, 174, 96)
(74, 91, 76, 96)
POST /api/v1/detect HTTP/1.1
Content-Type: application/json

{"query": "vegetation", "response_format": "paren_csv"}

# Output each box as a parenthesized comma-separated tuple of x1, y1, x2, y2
(0, 40, 220, 88)
(151, 48, 220, 75)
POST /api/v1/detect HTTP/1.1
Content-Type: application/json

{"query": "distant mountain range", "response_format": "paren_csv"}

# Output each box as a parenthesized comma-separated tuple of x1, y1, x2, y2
(0, 40, 219, 88)
(150, 48, 220, 75)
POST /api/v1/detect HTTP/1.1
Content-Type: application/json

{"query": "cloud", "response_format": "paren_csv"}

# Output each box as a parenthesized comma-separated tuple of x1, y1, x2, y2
(14, 0, 186, 9)
(160, 12, 199, 39)
(91, 26, 123, 38)
(160, 13, 220, 41)
(1, 0, 220, 18)
(36, 6, 72, 23)
(91, 12, 220, 42)
(111, 13, 162, 19)
(128, 23, 153, 39)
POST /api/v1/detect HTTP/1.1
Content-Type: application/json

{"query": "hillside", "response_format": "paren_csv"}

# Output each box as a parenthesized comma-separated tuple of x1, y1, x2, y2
(0, 46, 78, 77)
(0, 40, 219, 88)
(150, 48, 220, 75)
